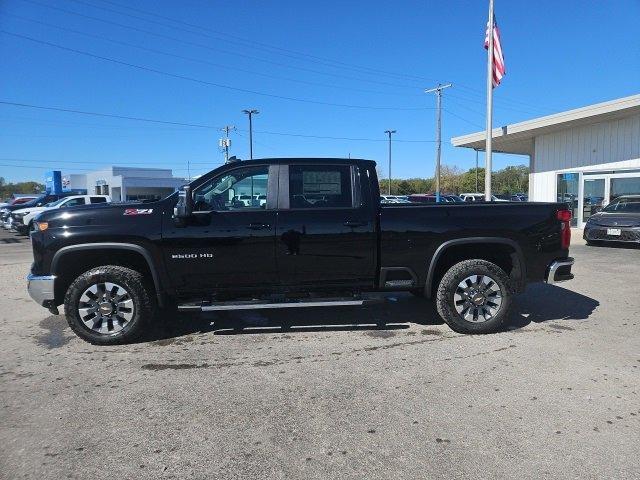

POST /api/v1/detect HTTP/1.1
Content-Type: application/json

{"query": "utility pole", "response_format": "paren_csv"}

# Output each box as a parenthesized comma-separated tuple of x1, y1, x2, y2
(384, 130, 396, 195)
(242, 109, 259, 159)
(219, 125, 235, 163)
(425, 83, 452, 202)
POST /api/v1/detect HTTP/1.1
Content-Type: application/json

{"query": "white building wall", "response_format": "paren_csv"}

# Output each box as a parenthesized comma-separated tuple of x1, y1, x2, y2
(529, 113, 640, 202)
(534, 113, 640, 173)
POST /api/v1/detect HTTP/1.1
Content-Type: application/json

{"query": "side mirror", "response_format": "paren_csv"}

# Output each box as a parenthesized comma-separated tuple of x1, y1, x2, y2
(174, 185, 193, 219)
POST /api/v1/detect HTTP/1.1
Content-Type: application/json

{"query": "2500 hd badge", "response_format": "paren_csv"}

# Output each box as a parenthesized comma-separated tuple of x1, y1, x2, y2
(171, 253, 214, 259)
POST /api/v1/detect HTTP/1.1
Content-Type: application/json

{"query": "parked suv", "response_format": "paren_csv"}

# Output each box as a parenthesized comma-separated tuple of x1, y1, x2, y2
(11, 195, 111, 234)
(1, 192, 83, 229)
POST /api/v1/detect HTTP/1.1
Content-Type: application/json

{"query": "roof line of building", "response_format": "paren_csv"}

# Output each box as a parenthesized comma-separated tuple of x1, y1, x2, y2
(451, 94, 640, 150)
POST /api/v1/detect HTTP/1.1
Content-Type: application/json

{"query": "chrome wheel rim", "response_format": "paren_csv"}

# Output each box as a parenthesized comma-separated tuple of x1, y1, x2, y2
(78, 282, 134, 334)
(453, 274, 503, 323)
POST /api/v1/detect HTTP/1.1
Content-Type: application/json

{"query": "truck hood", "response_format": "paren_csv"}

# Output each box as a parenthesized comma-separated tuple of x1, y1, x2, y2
(12, 206, 49, 216)
(35, 201, 166, 229)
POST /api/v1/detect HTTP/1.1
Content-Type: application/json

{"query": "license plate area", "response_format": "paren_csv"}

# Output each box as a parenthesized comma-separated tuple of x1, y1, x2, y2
(607, 228, 622, 236)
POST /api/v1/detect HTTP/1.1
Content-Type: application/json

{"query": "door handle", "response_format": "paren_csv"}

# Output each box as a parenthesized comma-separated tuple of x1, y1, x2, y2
(247, 223, 271, 230)
(343, 220, 367, 227)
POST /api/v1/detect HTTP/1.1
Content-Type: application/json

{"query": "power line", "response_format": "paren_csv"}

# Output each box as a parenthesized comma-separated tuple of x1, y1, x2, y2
(8, 14, 420, 98)
(447, 92, 548, 116)
(250, 130, 436, 143)
(0, 101, 437, 142)
(0, 101, 216, 129)
(1, 30, 430, 111)
(71, 0, 437, 84)
(0, 157, 225, 167)
(453, 84, 557, 112)
(19, 0, 423, 91)
(442, 109, 484, 129)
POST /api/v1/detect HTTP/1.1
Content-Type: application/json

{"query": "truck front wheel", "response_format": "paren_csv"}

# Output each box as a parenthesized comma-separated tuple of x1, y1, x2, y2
(64, 265, 155, 345)
(436, 259, 512, 334)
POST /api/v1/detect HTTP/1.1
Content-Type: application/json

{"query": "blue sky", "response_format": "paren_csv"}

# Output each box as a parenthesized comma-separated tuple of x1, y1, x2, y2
(1, 0, 639, 183)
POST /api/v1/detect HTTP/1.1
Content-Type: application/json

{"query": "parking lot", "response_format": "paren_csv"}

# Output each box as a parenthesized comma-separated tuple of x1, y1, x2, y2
(0, 228, 639, 479)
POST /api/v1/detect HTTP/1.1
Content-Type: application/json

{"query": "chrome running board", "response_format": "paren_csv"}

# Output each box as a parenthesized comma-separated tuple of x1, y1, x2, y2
(178, 297, 373, 312)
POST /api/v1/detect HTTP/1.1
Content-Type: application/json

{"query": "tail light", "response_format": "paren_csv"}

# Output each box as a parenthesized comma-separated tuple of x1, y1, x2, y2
(557, 209, 571, 249)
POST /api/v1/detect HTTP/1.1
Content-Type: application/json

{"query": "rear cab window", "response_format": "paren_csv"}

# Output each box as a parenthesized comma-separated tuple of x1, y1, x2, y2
(289, 164, 354, 209)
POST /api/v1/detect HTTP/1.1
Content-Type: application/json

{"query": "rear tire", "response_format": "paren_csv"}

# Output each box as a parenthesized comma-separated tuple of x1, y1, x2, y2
(64, 265, 155, 345)
(436, 259, 512, 334)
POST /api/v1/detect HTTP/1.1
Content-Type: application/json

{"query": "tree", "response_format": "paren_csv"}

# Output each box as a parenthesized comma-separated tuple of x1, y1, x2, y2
(0, 180, 45, 201)
(459, 168, 485, 193)
(439, 165, 463, 194)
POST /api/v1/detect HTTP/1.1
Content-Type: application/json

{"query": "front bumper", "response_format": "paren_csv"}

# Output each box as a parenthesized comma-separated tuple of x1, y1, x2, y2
(12, 220, 28, 234)
(27, 274, 56, 307)
(545, 257, 574, 284)
(584, 225, 640, 243)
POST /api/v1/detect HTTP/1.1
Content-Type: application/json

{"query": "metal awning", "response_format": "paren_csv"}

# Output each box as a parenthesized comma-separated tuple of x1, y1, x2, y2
(451, 94, 640, 156)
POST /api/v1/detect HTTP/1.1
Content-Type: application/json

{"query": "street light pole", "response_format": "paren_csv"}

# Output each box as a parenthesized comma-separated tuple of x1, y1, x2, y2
(242, 109, 259, 159)
(425, 83, 452, 202)
(384, 129, 396, 195)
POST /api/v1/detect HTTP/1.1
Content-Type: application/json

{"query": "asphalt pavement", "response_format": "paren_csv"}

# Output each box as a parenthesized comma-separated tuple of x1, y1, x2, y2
(1, 228, 639, 479)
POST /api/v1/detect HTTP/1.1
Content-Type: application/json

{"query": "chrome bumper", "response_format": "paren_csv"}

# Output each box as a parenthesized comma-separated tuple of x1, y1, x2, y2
(27, 274, 56, 306)
(545, 257, 575, 284)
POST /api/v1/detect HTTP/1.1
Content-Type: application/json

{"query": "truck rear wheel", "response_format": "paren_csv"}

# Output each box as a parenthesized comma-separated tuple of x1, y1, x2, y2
(64, 265, 154, 345)
(436, 259, 512, 334)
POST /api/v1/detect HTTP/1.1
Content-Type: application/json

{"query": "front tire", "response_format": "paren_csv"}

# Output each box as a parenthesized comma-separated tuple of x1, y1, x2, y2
(436, 259, 512, 334)
(64, 265, 155, 345)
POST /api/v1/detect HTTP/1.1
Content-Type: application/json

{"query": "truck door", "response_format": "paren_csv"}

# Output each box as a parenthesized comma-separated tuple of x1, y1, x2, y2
(275, 163, 376, 290)
(161, 164, 278, 294)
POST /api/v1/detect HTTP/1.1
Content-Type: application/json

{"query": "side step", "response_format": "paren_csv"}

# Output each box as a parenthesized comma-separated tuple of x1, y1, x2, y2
(178, 296, 377, 312)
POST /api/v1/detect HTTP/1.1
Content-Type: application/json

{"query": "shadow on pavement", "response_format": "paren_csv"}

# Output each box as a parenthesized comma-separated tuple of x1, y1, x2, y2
(508, 283, 599, 329)
(141, 285, 599, 343)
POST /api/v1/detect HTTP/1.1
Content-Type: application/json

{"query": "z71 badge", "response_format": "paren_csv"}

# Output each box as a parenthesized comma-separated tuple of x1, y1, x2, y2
(123, 208, 153, 216)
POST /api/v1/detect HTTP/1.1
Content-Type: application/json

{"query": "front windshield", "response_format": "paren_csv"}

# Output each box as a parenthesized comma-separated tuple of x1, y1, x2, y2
(602, 199, 640, 213)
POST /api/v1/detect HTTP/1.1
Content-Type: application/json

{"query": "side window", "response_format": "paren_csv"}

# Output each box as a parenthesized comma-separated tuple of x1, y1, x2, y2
(192, 166, 269, 212)
(90, 197, 107, 204)
(62, 198, 86, 208)
(289, 165, 353, 209)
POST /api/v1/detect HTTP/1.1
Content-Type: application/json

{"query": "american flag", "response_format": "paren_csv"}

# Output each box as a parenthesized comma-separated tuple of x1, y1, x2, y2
(484, 14, 505, 87)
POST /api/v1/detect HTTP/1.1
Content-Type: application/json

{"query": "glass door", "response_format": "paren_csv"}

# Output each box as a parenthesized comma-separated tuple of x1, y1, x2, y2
(582, 178, 605, 223)
(557, 173, 579, 227)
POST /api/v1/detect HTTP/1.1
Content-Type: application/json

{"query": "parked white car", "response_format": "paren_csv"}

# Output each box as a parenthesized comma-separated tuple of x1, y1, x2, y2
(11, 195, 111, 234)
(459, 193, 509, 203)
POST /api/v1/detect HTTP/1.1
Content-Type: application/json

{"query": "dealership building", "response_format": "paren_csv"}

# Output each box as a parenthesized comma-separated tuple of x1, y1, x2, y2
(62, 166, 187, 202)
(452, 94, 640, 227)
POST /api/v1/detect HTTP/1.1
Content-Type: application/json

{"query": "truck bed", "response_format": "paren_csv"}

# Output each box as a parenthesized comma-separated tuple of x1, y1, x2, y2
(379, 201, 568, 291)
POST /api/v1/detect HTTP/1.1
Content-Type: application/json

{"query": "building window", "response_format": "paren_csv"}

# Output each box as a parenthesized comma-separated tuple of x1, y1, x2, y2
(557, 173, 578, 226)
(582, 178, 605, 223)
(610, 177, 640, 201)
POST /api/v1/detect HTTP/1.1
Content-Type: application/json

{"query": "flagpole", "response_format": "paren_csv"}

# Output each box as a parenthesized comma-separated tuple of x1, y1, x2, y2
(485, 0, 494, 201)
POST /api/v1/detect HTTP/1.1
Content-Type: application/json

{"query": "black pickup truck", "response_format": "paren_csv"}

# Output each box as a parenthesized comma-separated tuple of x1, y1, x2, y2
(27, 158, 574, 344)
